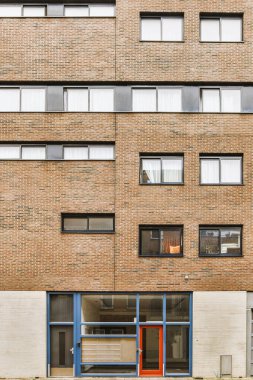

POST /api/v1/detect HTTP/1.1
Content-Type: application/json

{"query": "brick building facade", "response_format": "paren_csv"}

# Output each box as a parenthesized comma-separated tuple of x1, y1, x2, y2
(0, 0, 252, 378)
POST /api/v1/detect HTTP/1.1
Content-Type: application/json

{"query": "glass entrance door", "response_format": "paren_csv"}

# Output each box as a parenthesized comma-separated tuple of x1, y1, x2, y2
(139, 326, 163, 376)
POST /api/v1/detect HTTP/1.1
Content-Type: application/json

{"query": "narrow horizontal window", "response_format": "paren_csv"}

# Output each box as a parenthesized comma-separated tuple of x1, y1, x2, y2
(200, 156, 242, 185)
(0, 145, 20, 159)
(0, 5, 21, 17)
(22, 6, 46, 17)
(64, 88, 114, 112)
(21, 146, 46, 160)
(201, 88, 241, 113)
(64, 6, 89, 17)
(89, 4, 115, 17)
(200, 16, 242, 42)
(63, 146, 88, 160)
(62, 214, 115, 233)
(140, 226, 183, 257)
(199, 226, 242, 256)
(89, 145, 114, 160)
(140, 156, 183, 184)
(21, 88, 46, 112)
(141, 16, 183, 41)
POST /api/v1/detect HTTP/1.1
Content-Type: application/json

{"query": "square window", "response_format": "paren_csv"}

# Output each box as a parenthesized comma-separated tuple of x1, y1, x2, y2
(200, 18, 220, 41)
(132, 89, 156, 112)
(65, 89, 88, 112)
(21, 89, 46, 112)
(221, 89, 241, 113)
(89, 89, 114, 112)
(141, 18, 161, 41)
(220, 159, 241, 184)
(158, 88, 182, 112)
(0, 88, 20, 112)
(162, 158, 183, 183)
(200, 159, 219, 184)
(141, 159, 161, 184)
(162, 17, 183, 41)
(221, 18, 242, 42)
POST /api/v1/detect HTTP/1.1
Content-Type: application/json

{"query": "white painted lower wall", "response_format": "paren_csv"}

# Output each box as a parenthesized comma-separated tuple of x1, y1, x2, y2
(0, 291, 47, 378)
(193, 291, 247, 378)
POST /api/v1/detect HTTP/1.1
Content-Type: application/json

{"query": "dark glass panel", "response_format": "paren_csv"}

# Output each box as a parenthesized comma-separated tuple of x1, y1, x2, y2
(50, 294, 73, 322)
(166, 326, 189, 374)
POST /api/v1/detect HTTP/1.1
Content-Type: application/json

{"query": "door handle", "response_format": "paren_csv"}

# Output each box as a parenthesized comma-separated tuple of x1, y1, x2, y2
(70, 347, 74, 354)
(137, 348, 143, 354)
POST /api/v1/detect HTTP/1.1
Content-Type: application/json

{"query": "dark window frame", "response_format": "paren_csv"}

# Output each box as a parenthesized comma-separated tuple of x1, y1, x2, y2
(139, 225, 184, 258)
(199, 154, 243, 185)
(61, 213, 115, 234)
(199, 225, 243, 257)
(140, 154, 184, 185)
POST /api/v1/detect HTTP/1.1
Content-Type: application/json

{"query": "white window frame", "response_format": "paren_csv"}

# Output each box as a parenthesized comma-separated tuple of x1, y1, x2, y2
(132, 87, 182, 112)
(200, 87, 242, 113)
(200, 156, 243, 185)
(64, 3, 115, 17)
(20, 87, 47, 112)
(140, 155, 184, 184)
(64, 87, 114, 112)
(200, 16, 243, 42)
(140, 15, 184, 41)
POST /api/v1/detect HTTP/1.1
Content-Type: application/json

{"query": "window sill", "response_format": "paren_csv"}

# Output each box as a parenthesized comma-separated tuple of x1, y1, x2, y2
(140, 40, 185, 43)
(62, 231, 115, 234)
(199, 254, 243, 258)
(140, 183, 184, 186)
(199, 183, 244, 186)
(199, 40, 244, 43)
(139, 254, 183, 258)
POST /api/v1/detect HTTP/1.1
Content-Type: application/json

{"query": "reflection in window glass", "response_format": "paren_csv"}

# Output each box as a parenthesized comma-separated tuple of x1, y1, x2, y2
(81, 294, 137, 323)
(200, 229, 219, 255)
(139, 295, 163, 322)
(50, 294, 73, 322)
(140, 227, 183, 256)
(166, 294, 190, 322)
(220, 227, 241, 255)
(166, 326, 189, 374)
(200, 227, 242, 256)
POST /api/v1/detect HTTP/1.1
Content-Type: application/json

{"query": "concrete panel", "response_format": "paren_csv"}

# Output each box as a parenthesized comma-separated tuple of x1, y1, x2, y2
(47, 4, 64, 17)
(0, 291, 47, 377)
(193, 291, 247, 378)
(242, 87, 253, 113)
(47, 86, 64, 112)
(115, 86, 132, 112)
(182, 87, 199, 112)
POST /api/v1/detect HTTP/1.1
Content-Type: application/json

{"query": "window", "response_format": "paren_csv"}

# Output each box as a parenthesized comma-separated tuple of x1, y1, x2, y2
(140, 226, 183, 257)
(132, 88, 182, 112)
(63, 146, 88, 160)
(0, 88, 20, 112)
(0, 5, 22, 17)
(64, 4, 115, 17)
(0, 145, 20, 159)
(62, 214, 115, 233)
(199, 226, 242, 257)
(140, 156, 183, 184)
(141, 16, 183, 41)
(21, 146, 46, 160)
(201, 88, 241, 112)
(200, 156, 242, 184)
(200, 16, 242, 42)
(22, 6, 46, 17)
(21, 89, 46, 112)
(64, 88, 114, 112)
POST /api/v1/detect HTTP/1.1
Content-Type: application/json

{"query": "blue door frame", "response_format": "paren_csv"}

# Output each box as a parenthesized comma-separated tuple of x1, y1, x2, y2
(47, 292, 192, 377)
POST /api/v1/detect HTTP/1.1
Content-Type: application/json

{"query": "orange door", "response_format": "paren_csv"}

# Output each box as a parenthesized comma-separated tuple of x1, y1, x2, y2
(139, 326, 163, 376)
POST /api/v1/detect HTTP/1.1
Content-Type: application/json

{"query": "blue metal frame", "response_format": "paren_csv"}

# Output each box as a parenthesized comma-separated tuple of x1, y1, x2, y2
(47, 292, 192, 378)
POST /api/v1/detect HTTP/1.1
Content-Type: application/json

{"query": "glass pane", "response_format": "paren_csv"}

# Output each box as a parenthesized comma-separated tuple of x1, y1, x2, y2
(221, 89, 241, 113)
(0, 89, 20, 112)
(132, 89, 157, 112)
(202, 89, 220, 112)
(220, 228, 241, 255)
(0, 145, 20, 159)
(81, 365, 136, 374)
(166, 294, 190, 322)
(166, 326, 189, 374)
(21, 146, 46, 160)
(66, 88, 88, 112)
(81, 294, 137, 323)
(90, 89, 114, 112)
(50, 326, 73, 376)
(81, 337, 136, 363)
(23, 6, 45, 17)
(81, 324, 136, 335)
(21, 89, 46, 112)
(200, 159, 219, 184)
(64, 6, 89, 17)
(88, 217, 114, 231)
(141, 159, 161, 184)
(89, 5, 115, 17)
(158, 88, 182, 112)
(162, 158, 183, 183)
(200, 229, 219, 255)
(63, 217, 88, 231)
(162, 17, 183, 41)
(63, 147, 88, 160)
(142, 327, 160, 370)
(139, 295, 163, 322)
(50, 294, 73, 322)
(200, 19, 220, 41)
(221, 18, 242, 42)
(160, 229, 182, 255)
(141, 18, 161, 41)
(220, 159, 241, 184)
(0, 5, 22, 17)
(141, 230, 160, 256)
(89, 145, 114, 160)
